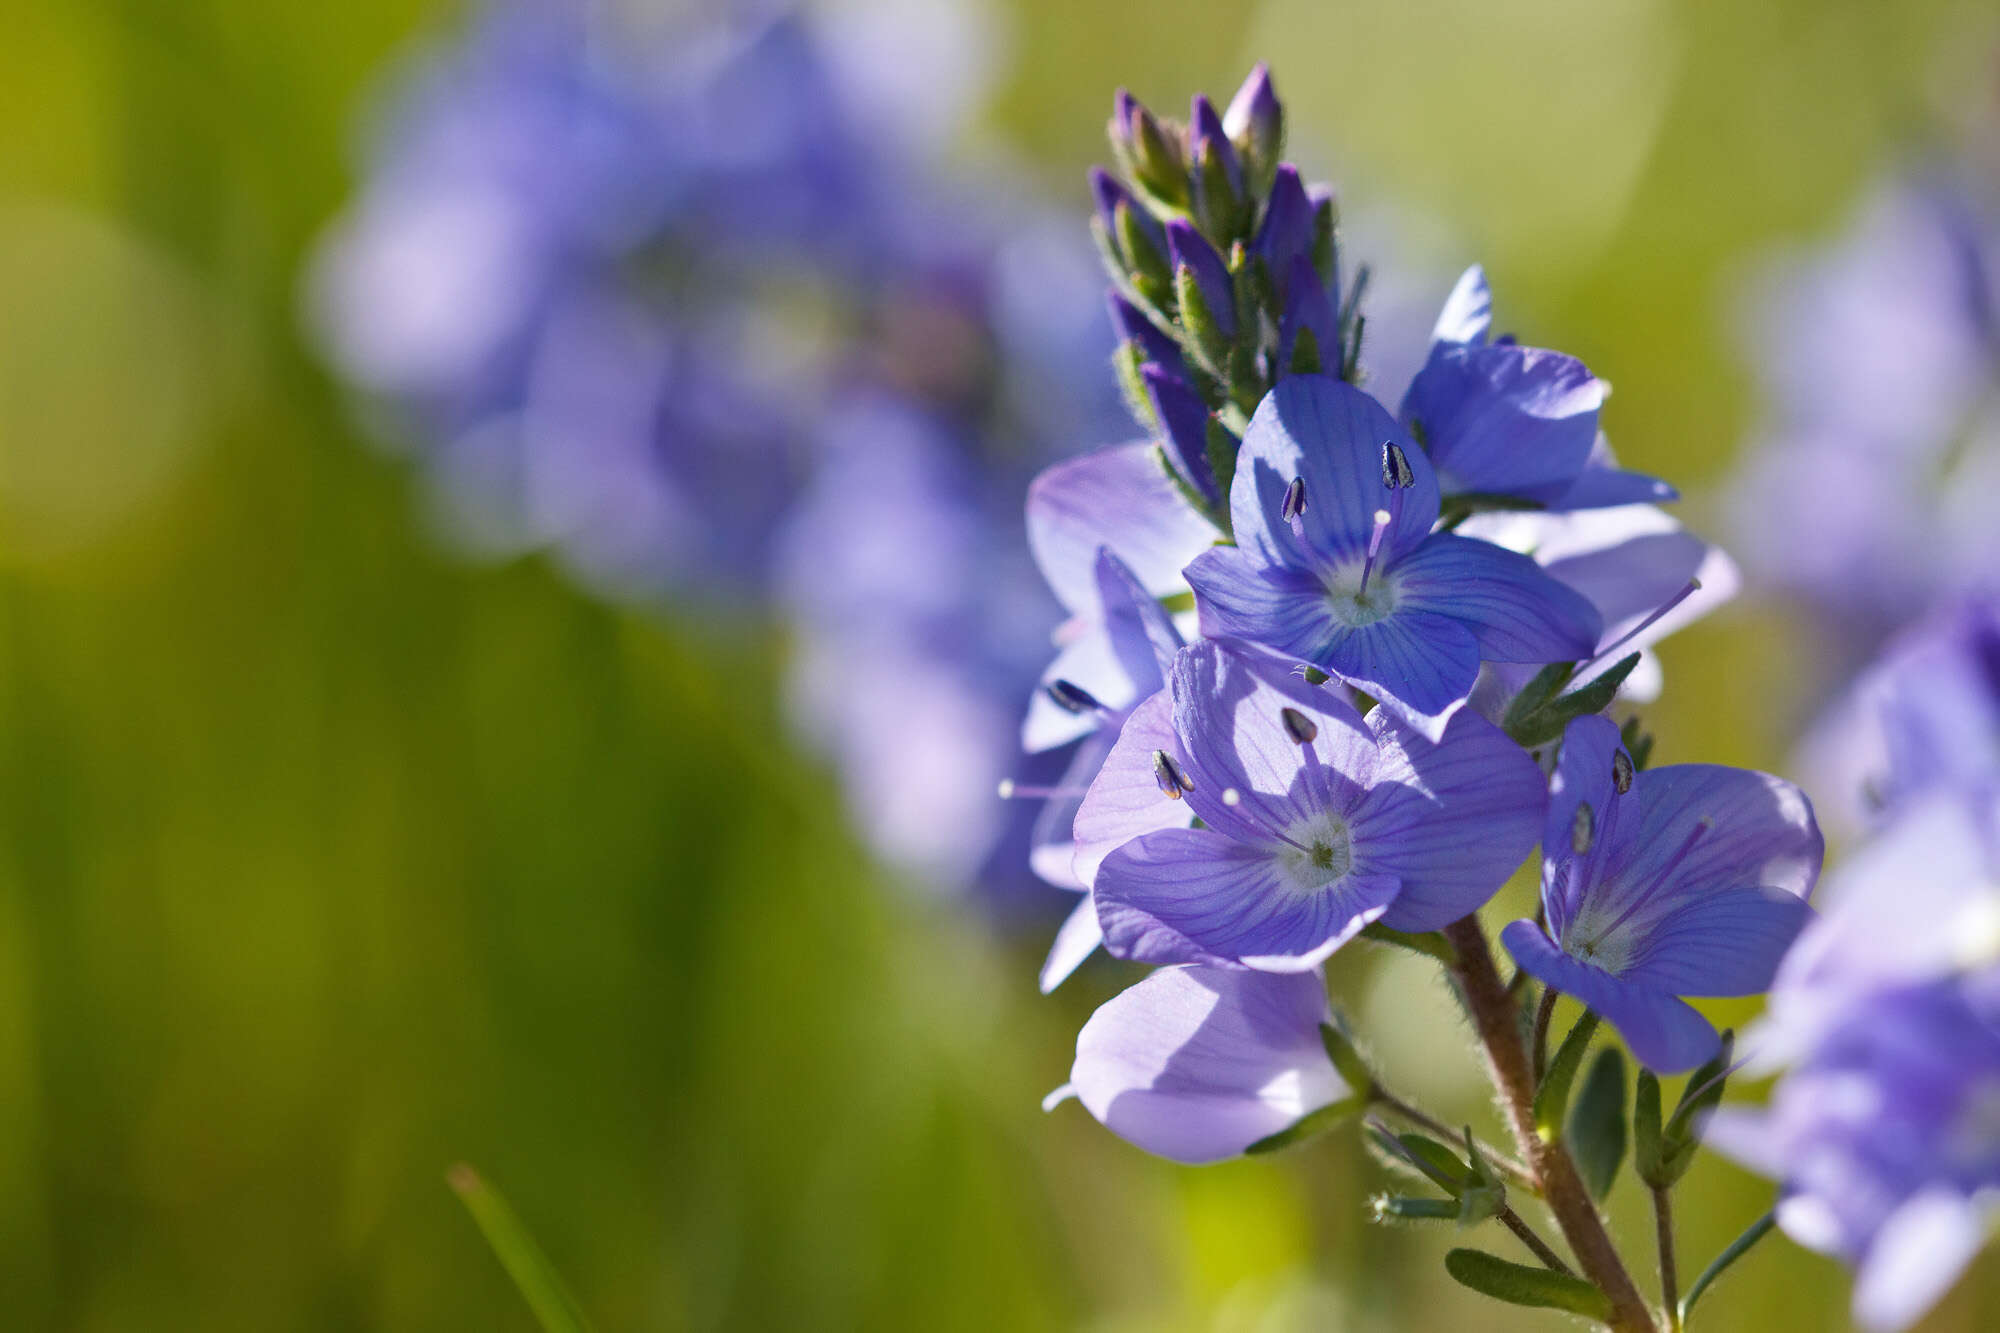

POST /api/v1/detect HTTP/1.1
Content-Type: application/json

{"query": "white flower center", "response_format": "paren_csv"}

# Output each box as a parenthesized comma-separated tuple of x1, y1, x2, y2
(1277, 813, 1354, 893)
(1323, 561, 1401, 628)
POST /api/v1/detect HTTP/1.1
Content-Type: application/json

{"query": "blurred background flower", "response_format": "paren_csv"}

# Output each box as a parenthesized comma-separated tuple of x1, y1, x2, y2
(2, 0, 1998, 1328)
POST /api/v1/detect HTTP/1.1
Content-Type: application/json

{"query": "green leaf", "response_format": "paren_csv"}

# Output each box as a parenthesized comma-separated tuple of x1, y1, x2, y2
(1568, 1048, 1628, 1199)
(1501, 663, 1575, 735)
(1444, 1249, 1614, 1320)
(1663, 1030, 1736, 1177)
(1532, 1009, 1600, 1141)
(1634, 1067, 1666, 1187)
(448, 1164, 598, 1333)
(1681, 1210, 1777, 1323)
(1244, 1095, 1366, 1154)
(1505, 654, 1643, 747)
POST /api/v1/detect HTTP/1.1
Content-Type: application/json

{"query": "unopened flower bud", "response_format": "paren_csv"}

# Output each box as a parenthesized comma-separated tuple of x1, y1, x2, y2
(1108, 90, 1186, 207)
(1223, 63, 1283, 196)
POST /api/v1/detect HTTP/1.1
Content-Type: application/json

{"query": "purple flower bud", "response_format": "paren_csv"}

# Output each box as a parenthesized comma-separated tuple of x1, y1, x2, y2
(1188, 93, 1243, 197)
(1223, 63, 1282, 171)
(1089, 167, 1160, 250)
(1255, 166, 1316, 293)
(1165, 218, 1236, 337)
(1276, 253, 1339, 373)
(1108, 89, 1185, 204)
(1141, 364, 1220, 504)
(1106, 292, 1187, 379)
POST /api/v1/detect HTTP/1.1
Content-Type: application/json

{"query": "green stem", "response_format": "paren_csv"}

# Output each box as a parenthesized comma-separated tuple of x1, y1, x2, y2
(448, 1164, 598, 1333)
(1653, 1186, 1681, 1332)
(1500, 1206, 1576, 1275)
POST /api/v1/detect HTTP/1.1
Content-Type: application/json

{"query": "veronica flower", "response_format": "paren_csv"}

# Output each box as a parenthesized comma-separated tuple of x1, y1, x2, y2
(1045, 965, 1359, 1164)
(1795, 593, 2000, 838)
(1707, 971, 2000, 1332)
(1401, 267, 1672, 511)
(1087, 640, 1545, 970)
(1501, 716, 1823, 1071)
(1184, 375, 1601, 732)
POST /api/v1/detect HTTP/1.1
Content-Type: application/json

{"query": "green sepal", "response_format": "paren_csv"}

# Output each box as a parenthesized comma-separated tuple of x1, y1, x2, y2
(1444, 1249, 1614, 1321)
(1634, 1067, 1665, 1186)
(1568, 1047, 1628, 1199)
(1502, 663, 1575, 734)
(1173, 264, 1233, 377)
(1152, 444, 1226, 534)
(1114, 200, 1172, 291)
(1340, 312, 1365, 382)
(1457, 1126, 1506, 1227)
(1358, 922, 1458, 965)
(1636, 1031, 1734, 1188)
(1371, 1194, 1460, 1223)
(1288, 323, 1322, 377)
(1203, 416, 1239, 513)
(1191, 140, 1249, 243)
(1504, 653, 1643, 748)
(1244, 1094, 1367, 1154)
(1112, 341, 1155, 433)
(1533, 1009, 1601, 1141)
(1310, 195, 1338, 292)
(1318, 1021, 1377, 1100)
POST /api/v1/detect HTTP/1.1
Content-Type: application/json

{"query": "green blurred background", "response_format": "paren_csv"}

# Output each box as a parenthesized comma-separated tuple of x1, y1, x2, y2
(1, 0, 1996, 1328)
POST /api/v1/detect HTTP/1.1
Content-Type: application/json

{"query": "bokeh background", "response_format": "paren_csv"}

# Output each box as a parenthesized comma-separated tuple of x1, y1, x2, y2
(2, 0, 1997, 1328)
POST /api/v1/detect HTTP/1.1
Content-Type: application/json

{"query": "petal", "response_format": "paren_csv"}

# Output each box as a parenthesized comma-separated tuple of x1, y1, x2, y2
(1027, 441, 1217, 614)
(1394, 533, 1602, 664)
(1096, 547, 1183, 696)
(1542, 715, 1643, 935)
(1097, 828, 1397, 971)
(1619, 885, 1816, 996)
(1068, 966, 1351, 1164)
(1072, 692, 1190, 888)
(1554, 464, 1678, 510)
(1038, 893, 1104, 993)
(1852, 1189, 1989, 1333)
(1230, 375, 1439, 568)
(1320, 608, 1483, 730)
(1430, 264, 1492, 345)
(1400, 342, 1603, 503)
(1353, 709, 1546, 931)
(1028, 728, 1117, 889)
(1500, 920, 1721, 1072)
(1024, 628, 1125, 753)
(1614, 763, 1824, 908)
(1186, 546, 1342, 662)
(1166, 639, 1375, 845)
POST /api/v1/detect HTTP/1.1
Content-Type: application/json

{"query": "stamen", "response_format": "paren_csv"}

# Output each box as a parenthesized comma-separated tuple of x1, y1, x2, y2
(1589, 578, 1703, 667)
(1280, 706, 1319, 745)
(1045, 678, 1105, 714)
(1153, 750, 1196, 800)
(1359, 507, 1392, 595)
(997, 779, 1090, 800)
(1612, 750, 1634, 795)
(1281, 475, 1308, 522)
(1380, 441, 1415, 490)
(1571, 801, 1596, 855)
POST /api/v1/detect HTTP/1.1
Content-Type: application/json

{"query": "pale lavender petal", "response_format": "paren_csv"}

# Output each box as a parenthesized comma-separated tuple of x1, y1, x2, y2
(1185, 546, 1341, 660)
(1555, 465, 1677, 509)
(1067, 966, 1353, 1164)
(1501, 920, 1721, 1072)
(1072, 692, 1191, 887)
(1430, 264, 1493, 345)
(1038, 892, 1105, 993)
(1027, 440, 1217, 614)
(1320, 608, 1483, 731)
(1394, 533, 1602, 664)
(1613, 763, 1823, 910)
(1400, 343, 1603, 503)
(1096, 546, 1183, 696)
(1853, 1190, 1989, 1332)
(1352, 708, 1545, 931)
(1024, 628, 1125, 752)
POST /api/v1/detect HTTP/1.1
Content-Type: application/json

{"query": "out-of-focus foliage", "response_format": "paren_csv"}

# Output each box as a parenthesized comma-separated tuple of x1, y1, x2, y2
(0, 0, 1994, 1329)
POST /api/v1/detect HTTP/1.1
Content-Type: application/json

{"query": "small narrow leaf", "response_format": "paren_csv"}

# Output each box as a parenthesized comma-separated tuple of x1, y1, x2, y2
(1444, 1248, 1614, 1320)
(448, 1164, 598, 1333)
(1533, 1010, 1601, 1141)
(1358, 922, 1458, 964)
(1568, 1048, 1628, 1199)
(1318, 1021, 1377, 1099)
(1681, 1210, 1777, 1322)
(1392, 1132, 1472, 1194)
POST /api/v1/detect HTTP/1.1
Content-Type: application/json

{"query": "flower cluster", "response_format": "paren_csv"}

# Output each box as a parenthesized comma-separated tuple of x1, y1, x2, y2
(1021, 66, 1834, 1331)
(309, 0, 1128, 908)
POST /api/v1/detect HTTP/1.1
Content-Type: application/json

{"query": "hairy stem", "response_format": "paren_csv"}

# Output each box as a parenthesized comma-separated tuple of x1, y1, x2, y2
(1653, 1186, 1681, 1332)
(1500, 1206, 1576, 1275)
(1533, 984, 1559, 1082)
(1443, 915, 1657, 1333)
(1370, 1086, 1540, 1195)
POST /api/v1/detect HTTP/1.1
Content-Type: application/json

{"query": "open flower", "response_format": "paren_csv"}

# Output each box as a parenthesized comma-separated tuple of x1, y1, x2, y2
(1502, 715, 1823, 1071)
(1088, 640, 1545, 971)
(1401, 266, 1672, 511)
(1185, 375, 1600, 733)
(1046, 965, 1359, 1163)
